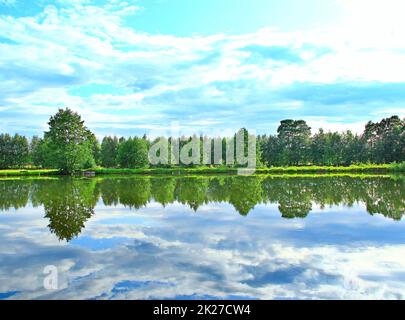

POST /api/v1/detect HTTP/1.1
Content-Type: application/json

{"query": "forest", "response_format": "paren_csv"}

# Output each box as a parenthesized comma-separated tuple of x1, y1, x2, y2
(0, 108, 404, 174)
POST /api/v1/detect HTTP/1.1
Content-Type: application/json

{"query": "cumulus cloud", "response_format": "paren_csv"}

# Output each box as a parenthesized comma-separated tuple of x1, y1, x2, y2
(1, 201, 405, 299)
(0, 0, 404, 137)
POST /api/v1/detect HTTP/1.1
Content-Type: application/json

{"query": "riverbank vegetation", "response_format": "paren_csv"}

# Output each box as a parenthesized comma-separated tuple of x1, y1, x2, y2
(0, 163, 404, 177)
(0, 108, 404, 174)
(92, 163, 405, 175)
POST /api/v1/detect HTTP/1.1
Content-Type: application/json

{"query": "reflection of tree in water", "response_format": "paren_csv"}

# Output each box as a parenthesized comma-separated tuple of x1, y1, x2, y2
(262, 177, 312, 218)
(34, 178, 98, 241)
(55, 176, 405, 219)
(310, 177, 363, 208)
(0, 179, 31, 210)
(151, 177, 176, 207)
(278, 202, 311, 219)
(116, 177, 151, 209)
(206, 177, 230, 203)
(227, 176, 263, 216)
(363, 177, 405, 220)
(100, 178, 120, 206)
(306, 176, 404, 220)
(0, 175, 404, 239)
(175, 177, 209, 211)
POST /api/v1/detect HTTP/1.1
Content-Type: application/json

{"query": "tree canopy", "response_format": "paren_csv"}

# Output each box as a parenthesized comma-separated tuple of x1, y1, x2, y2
(0, 111, 403, 171)
(44, 108, 96, 174)
(117, 137, 149, 168)
(0, 134, 29, 169)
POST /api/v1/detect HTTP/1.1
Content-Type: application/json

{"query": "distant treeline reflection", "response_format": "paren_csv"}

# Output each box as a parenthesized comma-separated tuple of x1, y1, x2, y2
(0, 176, 404, 241)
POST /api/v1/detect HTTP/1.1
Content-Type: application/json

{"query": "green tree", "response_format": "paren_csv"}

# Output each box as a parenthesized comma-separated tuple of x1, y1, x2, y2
(311, 129, 327, 165)
(29, 136, 42, 166)
(117, 137, 149, 168)
(45, 108, 95, 174)
(277, 120, 311, 165)
(30, 137, 56, 168)
(11, 134, 30, 167)
(312, 130, 344, 166)
(0, 133, 29, 168)
(101, 136, 119, 167)
(260, 135, 283, 166)
(341, 131, 364, 165)
(89, 133, 101, 166)
(363, 116, 405, 163)
(0, 133, 12, 169)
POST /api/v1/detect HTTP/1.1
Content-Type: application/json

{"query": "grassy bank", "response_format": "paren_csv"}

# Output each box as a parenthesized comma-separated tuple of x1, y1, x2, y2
(93, 163, 405, 175)
(0, 163, 403, 177)
(0, 169, 59, 176)
(256, 163, 405, 174)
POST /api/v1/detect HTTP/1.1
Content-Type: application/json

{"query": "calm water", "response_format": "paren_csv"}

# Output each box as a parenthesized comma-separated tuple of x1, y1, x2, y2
(0, 175, 404, 300)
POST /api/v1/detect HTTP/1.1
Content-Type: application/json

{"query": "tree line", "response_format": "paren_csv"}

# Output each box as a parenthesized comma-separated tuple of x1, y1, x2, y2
(259, 117, 404, 166)
(0, 108, 404, 173)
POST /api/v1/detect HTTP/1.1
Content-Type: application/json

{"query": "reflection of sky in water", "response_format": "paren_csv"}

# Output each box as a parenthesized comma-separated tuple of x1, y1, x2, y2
(1, 197, 405, 299)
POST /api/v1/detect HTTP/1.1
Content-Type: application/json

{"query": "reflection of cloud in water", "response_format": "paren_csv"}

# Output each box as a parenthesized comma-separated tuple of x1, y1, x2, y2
(1, 201, 405, 300)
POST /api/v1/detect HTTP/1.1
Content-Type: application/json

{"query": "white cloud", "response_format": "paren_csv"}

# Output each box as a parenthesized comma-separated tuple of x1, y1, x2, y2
(0, 1, 404, 136)
(1, 201, 405, 299)
(336, 0, 405, 48)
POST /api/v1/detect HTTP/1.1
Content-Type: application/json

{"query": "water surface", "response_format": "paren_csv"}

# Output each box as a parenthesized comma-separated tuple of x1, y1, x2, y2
(0, 175, 404, 299)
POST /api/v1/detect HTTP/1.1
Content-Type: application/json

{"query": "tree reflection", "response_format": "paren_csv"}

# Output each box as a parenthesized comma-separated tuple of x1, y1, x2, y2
(227, 176, 263, 216)
(175, 177, 209, 211)
(0, 179, 31, 210)
(100, 178, 120, 206)
(100, 177, 153, 209)
(32, 178, 98, 241)
(151, 177, 176, 206)
(262, 177, 312, 218)
(0, 175, 404, 240)
(115, 177, 151, 209)
(363, 177, 405, 220)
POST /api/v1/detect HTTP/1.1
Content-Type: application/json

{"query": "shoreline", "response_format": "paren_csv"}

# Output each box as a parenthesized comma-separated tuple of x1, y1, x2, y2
(0, 164, 403, 177)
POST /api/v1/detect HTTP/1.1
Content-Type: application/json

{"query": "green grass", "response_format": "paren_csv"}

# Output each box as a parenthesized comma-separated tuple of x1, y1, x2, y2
(255, 163, 405, 174)
(0, 169, 59, 176)
(92, 163, 405, 175)
(389, 162, 405, 172)
(0, 163, 403, 177)
(92, 167, 240, 175)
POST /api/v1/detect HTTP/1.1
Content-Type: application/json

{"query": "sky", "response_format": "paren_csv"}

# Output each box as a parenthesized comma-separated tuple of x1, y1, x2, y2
(0, 0, 405, 138)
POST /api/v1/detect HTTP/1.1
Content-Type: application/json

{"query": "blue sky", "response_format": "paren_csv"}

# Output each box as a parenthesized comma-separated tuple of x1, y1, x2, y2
(0, 0, 404, 138)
